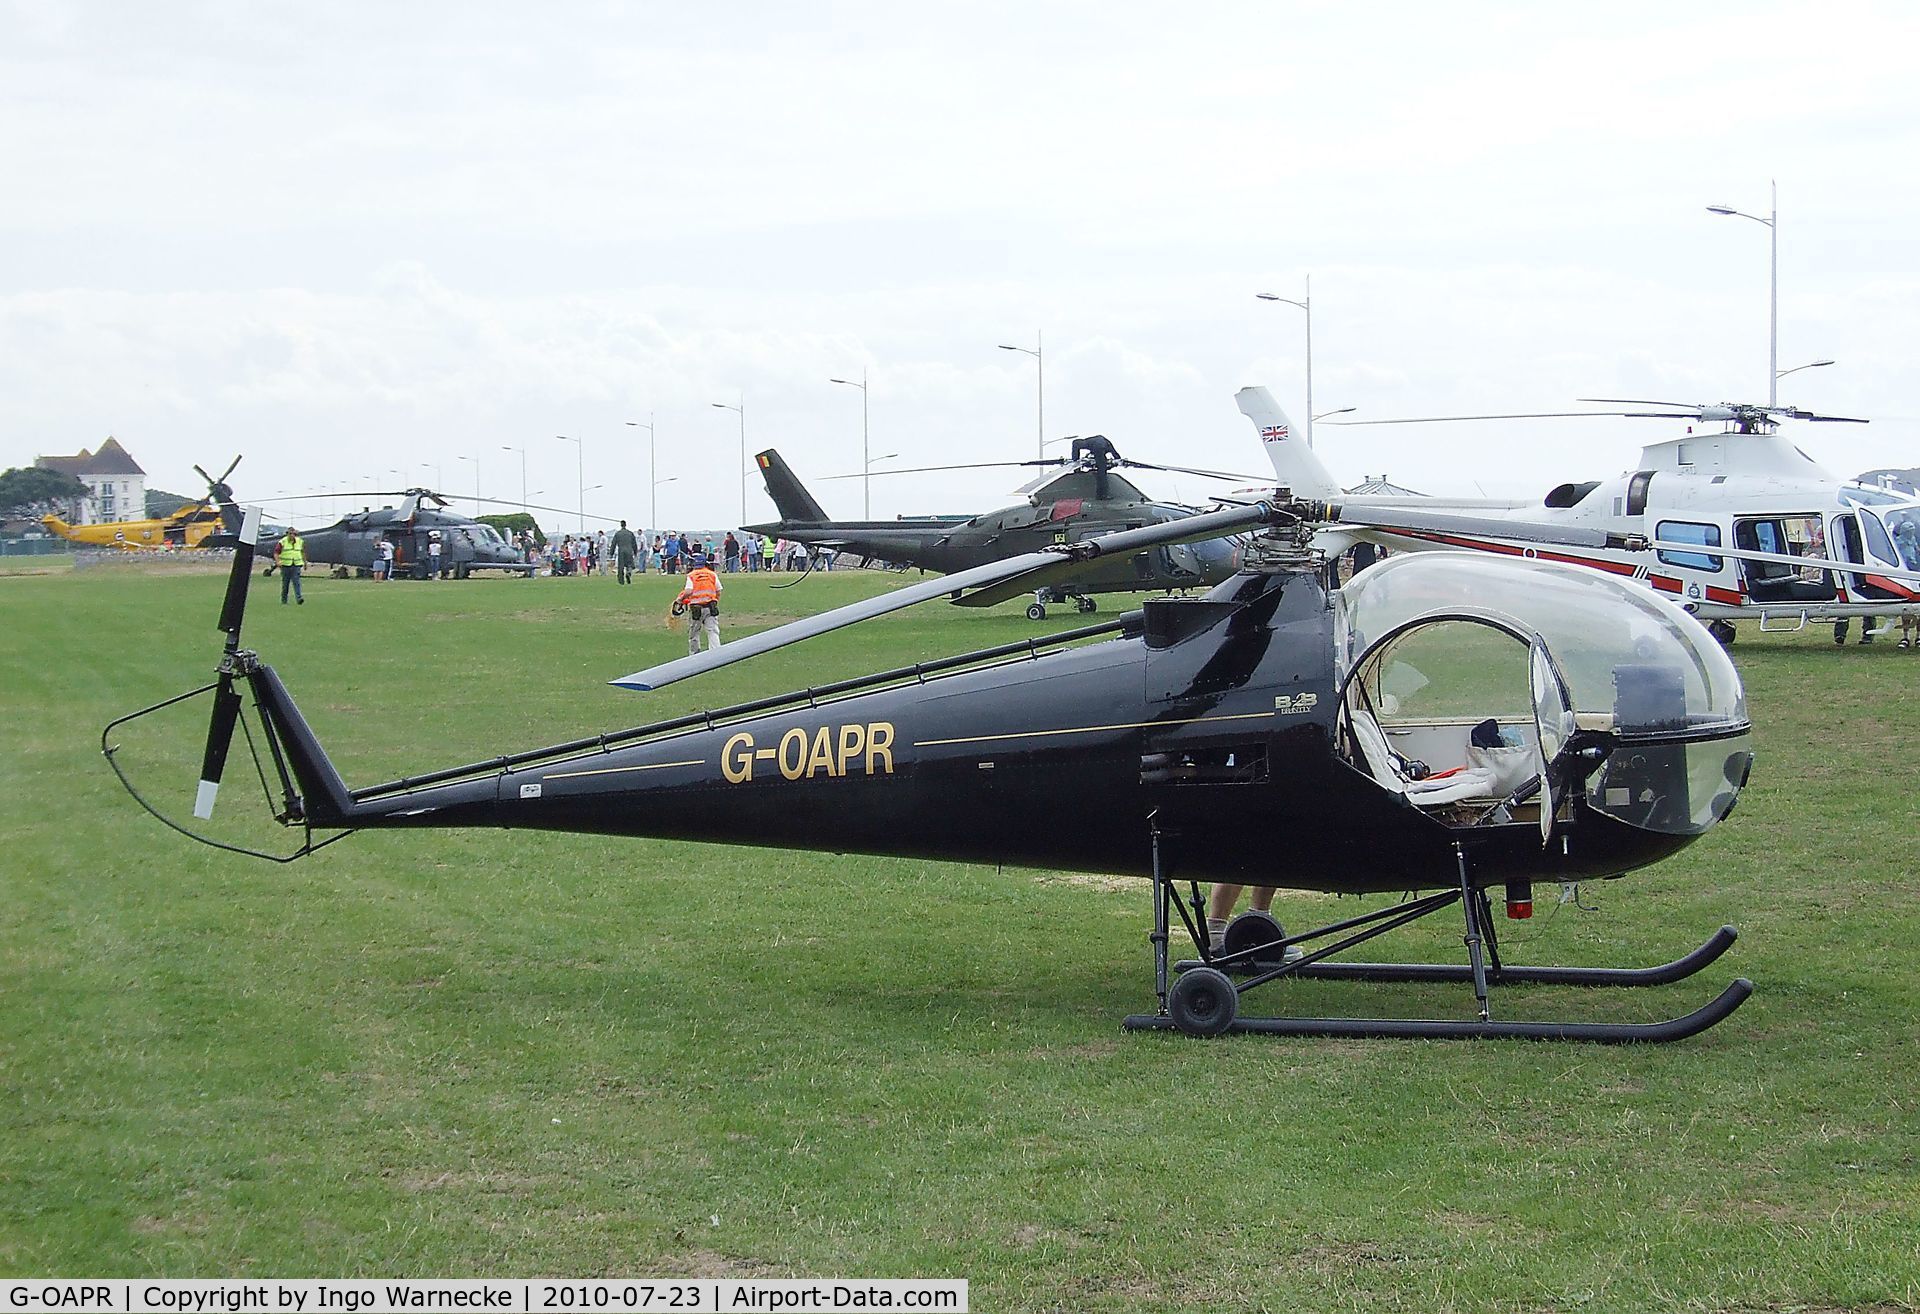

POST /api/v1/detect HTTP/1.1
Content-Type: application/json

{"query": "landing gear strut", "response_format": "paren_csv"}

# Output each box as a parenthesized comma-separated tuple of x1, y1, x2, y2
(1125, 832, 1752, 1042)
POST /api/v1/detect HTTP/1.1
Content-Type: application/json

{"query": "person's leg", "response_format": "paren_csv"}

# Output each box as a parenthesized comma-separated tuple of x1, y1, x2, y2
(291, 566, 303, 604)
(281, 567, 290, 603)
(705, 613, 721, 649)
(1206, 884, 1243, 947)
(687, 616, 701, 657)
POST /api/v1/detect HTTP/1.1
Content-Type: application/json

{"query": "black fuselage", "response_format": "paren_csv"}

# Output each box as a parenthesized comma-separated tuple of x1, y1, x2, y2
(262, 567, 1690, 896)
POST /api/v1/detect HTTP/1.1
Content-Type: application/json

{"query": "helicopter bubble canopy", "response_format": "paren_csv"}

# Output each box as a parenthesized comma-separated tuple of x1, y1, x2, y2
(1337, 552, 1751, 835)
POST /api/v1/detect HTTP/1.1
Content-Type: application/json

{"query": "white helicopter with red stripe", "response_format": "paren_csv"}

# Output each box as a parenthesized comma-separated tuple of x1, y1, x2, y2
(1237, 388, 1920, 644)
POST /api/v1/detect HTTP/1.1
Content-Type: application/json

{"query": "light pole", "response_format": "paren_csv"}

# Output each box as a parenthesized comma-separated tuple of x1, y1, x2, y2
(456, 453, 480, 502)
(829, 371, 873, 517)
(1707, 182, 1778, 405)
(654, 475, 678, 534)
(997, 332, 1044, 459)
(1256, 279, 1315, 447)
(626, 415, 657, 530)
(865, 452, 899, 516)
(711, 397, 745, 525)
(1776, 359, 1834, 382)
(500, 445, 527, 514)
(556, 434, 584, 531)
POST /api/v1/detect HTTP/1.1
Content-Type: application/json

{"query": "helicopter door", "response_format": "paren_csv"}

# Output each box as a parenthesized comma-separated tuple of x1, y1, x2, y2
(1832, 513, 1869, 595)
(1528, 641, 1576, 843)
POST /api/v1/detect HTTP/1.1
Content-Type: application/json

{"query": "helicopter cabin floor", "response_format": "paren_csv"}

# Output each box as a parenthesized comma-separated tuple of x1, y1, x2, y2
(4, 566, 1918, 1310)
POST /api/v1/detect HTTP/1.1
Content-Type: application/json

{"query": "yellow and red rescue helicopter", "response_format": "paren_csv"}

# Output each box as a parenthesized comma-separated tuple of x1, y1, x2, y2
(41, 459, 243, 551)
(98, 404, 1920, 1041)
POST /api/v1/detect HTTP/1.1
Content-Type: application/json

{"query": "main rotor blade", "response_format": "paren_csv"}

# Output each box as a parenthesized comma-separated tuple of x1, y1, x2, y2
(1322, 412, 1641, 426)
(1577, 397, 1707, 409)
(1119, 459, 1266, 482)
(1329, 504, 1638, 550)
(819, 460, 1061, 480)
(611, 501, 1285, 692)
(1646, 539, 1920, 585)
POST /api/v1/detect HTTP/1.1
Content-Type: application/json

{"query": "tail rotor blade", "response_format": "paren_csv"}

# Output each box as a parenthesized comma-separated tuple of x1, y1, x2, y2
(217, 506, 264, 638)
(193, 676, 243, 819)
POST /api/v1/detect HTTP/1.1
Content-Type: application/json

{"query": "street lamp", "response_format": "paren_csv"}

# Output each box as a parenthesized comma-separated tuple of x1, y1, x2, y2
(1776, 359, 1834, 381)
(1256, 279, 1316, 448)
(626, 416, 659, 530)
(1707, 182, 1779, 405)
(712, 397, 746, 525)
(654, 474, 679, 530)
(556, 434, 584, 531)
(997, 333, 1044, 459)
(500, 445, 527, 514)
(864, 452, 899, 516)
(1313, 406, 1357, 422)
(829, 371, 874, 518)
(456, 454, 480, 502)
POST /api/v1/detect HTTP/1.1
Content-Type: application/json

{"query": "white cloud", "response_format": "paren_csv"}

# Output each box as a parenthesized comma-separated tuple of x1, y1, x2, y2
(3, 0, 1918, 524)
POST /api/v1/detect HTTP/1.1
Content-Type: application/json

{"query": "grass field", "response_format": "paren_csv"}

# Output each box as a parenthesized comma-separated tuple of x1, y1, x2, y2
(3, 561, 1918, 1311)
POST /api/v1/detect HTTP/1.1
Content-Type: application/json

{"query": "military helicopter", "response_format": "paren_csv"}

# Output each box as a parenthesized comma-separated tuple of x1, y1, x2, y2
(123, 378, 1920, 1042)
(1254, 390, 1920, 643)
(747, 436, 1256, 618)
(253, 488, 537, 579)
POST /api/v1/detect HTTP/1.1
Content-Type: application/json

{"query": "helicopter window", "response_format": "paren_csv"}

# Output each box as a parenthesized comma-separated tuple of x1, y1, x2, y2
(1655, 521, 1722, 572)
(1878, 507, 1920, 569)
(1734, 515, 1834, 602)
(1860, 511, 1901, 568)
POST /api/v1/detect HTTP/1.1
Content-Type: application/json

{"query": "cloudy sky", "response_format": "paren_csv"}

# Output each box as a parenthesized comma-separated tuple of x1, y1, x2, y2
(5, 0, 1918, 530)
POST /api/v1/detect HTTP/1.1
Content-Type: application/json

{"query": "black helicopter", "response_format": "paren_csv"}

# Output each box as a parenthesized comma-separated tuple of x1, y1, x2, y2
(111, 452, 1791, 1042)
(255, 489, 535, 579)
(748, 436, 1254, 618)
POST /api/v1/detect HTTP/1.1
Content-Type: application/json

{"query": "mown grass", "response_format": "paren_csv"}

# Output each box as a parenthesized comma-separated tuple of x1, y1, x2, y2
(2, 563, 1917, 1311)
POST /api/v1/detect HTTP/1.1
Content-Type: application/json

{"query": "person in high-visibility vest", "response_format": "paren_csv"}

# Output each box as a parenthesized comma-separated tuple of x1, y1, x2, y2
(275, 528, 307, 606)
(672, 554, 723, 656)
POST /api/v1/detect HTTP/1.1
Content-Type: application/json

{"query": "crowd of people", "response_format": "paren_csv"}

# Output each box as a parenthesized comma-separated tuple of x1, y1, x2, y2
(515, 527, 837, 577)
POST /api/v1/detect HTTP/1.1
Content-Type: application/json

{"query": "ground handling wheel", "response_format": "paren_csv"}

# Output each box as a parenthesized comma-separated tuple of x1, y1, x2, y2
(1076, 596, 1097, 614)
(1026, 602, 1047, 621)
(1708, 619, 1736, 646)
(1167, 966, 1238, 1037)
(1221, 910, 1288, 968)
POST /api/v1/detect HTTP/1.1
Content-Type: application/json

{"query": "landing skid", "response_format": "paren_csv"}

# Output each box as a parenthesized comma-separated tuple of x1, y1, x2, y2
(1124, 830, 1751, 1043)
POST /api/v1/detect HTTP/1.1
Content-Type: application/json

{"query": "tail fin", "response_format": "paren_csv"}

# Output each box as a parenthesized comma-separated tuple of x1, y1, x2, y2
(754, 449, 830, 524)
(1235, 387, 1341, 499)
(41, 514, 76, 541)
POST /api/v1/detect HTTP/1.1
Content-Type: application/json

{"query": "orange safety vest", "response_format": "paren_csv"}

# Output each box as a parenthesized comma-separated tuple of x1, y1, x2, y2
(679, 567, 721, 606)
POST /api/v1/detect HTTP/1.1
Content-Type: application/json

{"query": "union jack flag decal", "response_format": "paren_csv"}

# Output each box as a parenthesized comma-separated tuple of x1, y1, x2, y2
(1261, 424, 1289, 441)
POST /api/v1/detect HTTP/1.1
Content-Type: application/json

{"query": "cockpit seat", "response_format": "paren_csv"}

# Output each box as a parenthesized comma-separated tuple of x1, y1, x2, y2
(1349, 708, 1535, 808)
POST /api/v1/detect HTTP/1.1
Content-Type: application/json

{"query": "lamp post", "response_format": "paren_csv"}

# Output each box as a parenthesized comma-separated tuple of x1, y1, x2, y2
(711, 397, 746, 524)
(654, 475, 678, 533)
(626, 415, 657, 530)
(1776, 359, 1834, 382)
(1707, 182, 1779, 405)
(456, 453, 480, 503)
(997, 332, 1043, 459)
(500, 445, 527, 514)
(865, 452, 899, 516)
(556, 434, 584, 530)
(1313, 406, 1356, 422)
(829, 371, 873, 517)
(1256, 279, 1316, 447)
